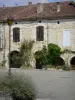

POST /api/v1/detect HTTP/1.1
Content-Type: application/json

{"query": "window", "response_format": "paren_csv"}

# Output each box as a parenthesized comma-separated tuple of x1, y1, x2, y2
(0, 37, 1, 48)
(13, 27, 20, 42)
(63, 30, 70, 47)
(36, 26, 44, 41)
(0, 36, 2, 49)
(0, 31, 3, 49)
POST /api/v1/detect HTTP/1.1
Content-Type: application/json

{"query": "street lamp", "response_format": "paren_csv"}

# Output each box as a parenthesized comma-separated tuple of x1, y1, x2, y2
(3, 21, 5, 66)
(7, 15, 13, 76)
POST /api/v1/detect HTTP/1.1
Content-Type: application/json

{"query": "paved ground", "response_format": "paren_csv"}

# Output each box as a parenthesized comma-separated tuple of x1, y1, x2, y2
(0, 69, 75, 100)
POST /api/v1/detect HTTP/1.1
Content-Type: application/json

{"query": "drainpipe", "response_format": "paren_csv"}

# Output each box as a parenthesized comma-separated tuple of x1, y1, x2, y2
(47, 20, 49, 48)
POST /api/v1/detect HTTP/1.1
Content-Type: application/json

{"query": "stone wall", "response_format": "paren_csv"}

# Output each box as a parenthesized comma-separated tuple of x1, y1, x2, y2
(0, 18, 75, 67)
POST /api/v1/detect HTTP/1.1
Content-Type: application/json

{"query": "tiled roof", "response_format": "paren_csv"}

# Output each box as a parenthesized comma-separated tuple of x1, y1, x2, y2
(0, 1, 75, 21)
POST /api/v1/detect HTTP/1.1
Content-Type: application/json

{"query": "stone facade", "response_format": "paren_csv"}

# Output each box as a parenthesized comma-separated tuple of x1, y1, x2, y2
(0, 18, 75, 68)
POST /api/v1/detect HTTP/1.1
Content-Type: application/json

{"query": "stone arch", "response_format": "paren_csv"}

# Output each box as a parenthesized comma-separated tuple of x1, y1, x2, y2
(55, 57, 65, 66)
(68, 55, 75, 66)
(70, 56, 75, 66)
(9, 50, 21, 68)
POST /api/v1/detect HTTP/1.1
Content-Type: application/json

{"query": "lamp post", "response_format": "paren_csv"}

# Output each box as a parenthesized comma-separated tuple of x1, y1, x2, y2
(3, 21, 5, 66)
(7, 16, 13, 76)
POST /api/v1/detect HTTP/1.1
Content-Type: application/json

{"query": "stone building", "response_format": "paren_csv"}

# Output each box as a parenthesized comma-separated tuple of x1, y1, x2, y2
(0, 1, 75, 68)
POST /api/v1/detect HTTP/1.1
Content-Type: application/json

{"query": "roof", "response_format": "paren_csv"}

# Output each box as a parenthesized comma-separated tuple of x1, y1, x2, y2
(0, 1, 75, 21)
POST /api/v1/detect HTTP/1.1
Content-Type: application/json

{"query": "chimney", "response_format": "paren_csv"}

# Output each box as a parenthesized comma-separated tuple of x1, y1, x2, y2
(28, 2, 32, 5)
(3, 5, 5, 7)
(37, 3, 43, 13)
(56, 2, 60, 12)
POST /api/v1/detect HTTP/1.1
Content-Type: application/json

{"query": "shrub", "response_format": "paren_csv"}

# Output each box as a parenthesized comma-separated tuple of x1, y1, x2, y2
(71, 65, 75, 70)
(34, 44, 61, 69)
(41, 46, 48, 66)
(47, 43, 61, 65)
(61, 65, 70, 71)
(46, 65, 56, 68)
(0, 74, 36, 100)
(34, 50, 43, 65)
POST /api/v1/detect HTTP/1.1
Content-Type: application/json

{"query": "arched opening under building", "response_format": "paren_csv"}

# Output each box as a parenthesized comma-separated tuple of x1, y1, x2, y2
(34, 51, 43, 69)
(55, 57, 65, 66)
(9, 50, 22, 68)
(36, 58, 43, 69)
(70, 57, 75, 66)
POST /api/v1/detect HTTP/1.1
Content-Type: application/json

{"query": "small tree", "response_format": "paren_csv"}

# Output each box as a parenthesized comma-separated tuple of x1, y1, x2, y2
(47, 43, 61, 65)
(20, 40, 34, 67)
(34, 46, 48, 68)
(34, 51, 43, 64)
(34, 44, 61, 67)
(41, 46, 48, 66)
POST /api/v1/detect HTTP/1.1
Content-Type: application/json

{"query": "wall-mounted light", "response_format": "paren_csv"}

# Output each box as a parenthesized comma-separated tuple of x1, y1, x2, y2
(57, 21, 60, 24)
(15, 22, 17, 24)
(39, 20, 41, 23)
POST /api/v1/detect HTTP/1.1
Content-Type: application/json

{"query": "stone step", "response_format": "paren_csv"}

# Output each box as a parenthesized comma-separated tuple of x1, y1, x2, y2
(0, 98, 50, 100)
(36, 99, 51, 100)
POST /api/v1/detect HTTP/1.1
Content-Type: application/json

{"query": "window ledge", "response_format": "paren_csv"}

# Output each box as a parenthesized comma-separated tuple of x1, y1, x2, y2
(35, 41, 46, 44)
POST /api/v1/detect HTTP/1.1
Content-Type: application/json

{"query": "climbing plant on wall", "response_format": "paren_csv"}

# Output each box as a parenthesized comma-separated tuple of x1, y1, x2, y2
(20, 39, 34, 68)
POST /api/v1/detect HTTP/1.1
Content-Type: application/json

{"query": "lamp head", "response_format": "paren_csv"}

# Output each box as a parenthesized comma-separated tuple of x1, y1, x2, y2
(7, 15, 13, 26)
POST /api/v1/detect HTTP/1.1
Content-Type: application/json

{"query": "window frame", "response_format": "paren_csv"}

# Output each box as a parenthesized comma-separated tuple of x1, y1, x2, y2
(36, 26, 44, 41)
(13, 27, 20, 42)
(63, 30, 71, 47)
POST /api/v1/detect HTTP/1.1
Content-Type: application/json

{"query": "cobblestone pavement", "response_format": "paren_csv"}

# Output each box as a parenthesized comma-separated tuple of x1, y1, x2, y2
(0, 69, 75, 100)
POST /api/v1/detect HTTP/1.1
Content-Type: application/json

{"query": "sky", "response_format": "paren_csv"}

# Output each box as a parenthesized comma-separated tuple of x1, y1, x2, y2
(0, 0, 74, 7)
(0, 0, 48, 7)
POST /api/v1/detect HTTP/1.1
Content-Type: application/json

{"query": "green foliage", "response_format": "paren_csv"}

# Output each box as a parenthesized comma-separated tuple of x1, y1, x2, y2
(41, 46, 48, 65)
(61, 65, 70, 71)
(47, 43, 61, 65)
(71, 65, 75, 70)
(34, 51, 43, 63)
(0, 60, 6, 67)
(46, 65, 56, 69)
(45, 65, 70, 71)
(34, 46, 48, 66)
(34, 44, 61, 68)
(1, 60, 6, 67)
(0, 74, 36, 100)
(61, 49, 75, 54)
(20, 40, 34, 67)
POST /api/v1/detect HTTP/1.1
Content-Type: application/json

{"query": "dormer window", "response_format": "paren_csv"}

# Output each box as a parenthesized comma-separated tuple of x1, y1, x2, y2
(36, 26, 44, 41)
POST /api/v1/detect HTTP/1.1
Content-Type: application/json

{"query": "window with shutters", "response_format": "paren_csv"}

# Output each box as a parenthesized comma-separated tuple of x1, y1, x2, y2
(36, 26, 44, 41)
(13, 27, 20, 42)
